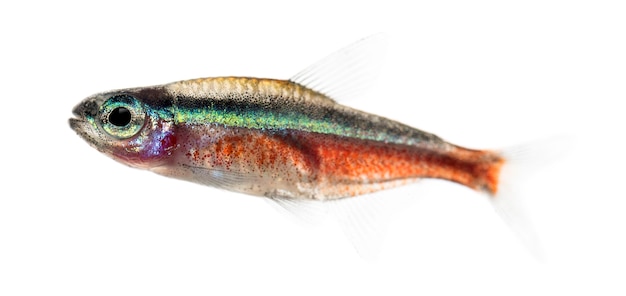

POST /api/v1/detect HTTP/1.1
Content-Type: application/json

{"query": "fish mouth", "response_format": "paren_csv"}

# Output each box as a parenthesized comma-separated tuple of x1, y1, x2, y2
(68, 116, 90, 139)
(69, 117, 83, 131)
(70, 98, 108, 151)
(69, 103, 90, 137)
(69, 116, 102, 150)
(69, 100, 94, 132)
(72, 103, 81, 117)
(70, 102, 84, 132)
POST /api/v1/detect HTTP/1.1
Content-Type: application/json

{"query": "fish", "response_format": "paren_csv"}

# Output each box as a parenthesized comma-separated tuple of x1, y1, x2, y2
(69, 36, 506, 201)
(70, 35, 553, 257)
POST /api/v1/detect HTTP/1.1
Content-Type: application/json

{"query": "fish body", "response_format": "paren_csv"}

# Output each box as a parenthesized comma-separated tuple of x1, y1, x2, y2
(70, 76, 504, 200)
(69, 35, 553, 257)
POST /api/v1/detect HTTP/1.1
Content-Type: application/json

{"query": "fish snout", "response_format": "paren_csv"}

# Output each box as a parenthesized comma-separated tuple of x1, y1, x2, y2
(70, 99, 99, 132)
(72, 99, 99, 118)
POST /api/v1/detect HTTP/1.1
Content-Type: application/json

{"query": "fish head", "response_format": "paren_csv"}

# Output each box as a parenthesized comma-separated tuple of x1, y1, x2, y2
(69, 89, 177, 169)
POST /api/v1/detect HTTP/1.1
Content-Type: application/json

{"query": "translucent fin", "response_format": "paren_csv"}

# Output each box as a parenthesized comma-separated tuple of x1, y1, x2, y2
(289, 33, 388, 101)
(491, 187, 543, 259)
(490, 136, 574, 260)
(267, 189, 416, 261)
(326, 194, 388, 260)
(181, 165, 263, 190)
(265, 197, 328, 227)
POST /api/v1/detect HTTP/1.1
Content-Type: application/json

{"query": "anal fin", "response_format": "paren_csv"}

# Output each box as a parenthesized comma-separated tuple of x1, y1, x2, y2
(267, 188, 418, 260)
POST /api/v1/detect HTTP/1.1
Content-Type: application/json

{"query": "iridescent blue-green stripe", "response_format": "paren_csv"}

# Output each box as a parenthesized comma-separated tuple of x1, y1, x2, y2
(169, 96, 440, 147)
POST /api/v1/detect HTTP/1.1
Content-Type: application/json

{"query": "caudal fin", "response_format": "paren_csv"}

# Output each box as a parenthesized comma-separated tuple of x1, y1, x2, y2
(488, 136, 573, 259)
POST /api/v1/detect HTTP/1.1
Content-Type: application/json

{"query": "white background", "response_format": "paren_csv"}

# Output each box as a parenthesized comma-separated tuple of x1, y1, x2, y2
(1, 0, 625, 295)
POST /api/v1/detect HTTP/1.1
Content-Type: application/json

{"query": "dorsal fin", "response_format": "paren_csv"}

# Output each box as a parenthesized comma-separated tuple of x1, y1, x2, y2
(289, 33, 388, 101)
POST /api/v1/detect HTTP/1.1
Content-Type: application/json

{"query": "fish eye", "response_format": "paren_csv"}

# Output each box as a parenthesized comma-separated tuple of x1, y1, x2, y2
(99, 95, 146, 139)
(109, 107, 132, 127)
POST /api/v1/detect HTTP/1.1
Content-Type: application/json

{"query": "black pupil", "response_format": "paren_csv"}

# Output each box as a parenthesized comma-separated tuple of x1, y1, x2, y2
(109, 107, 132, 126)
